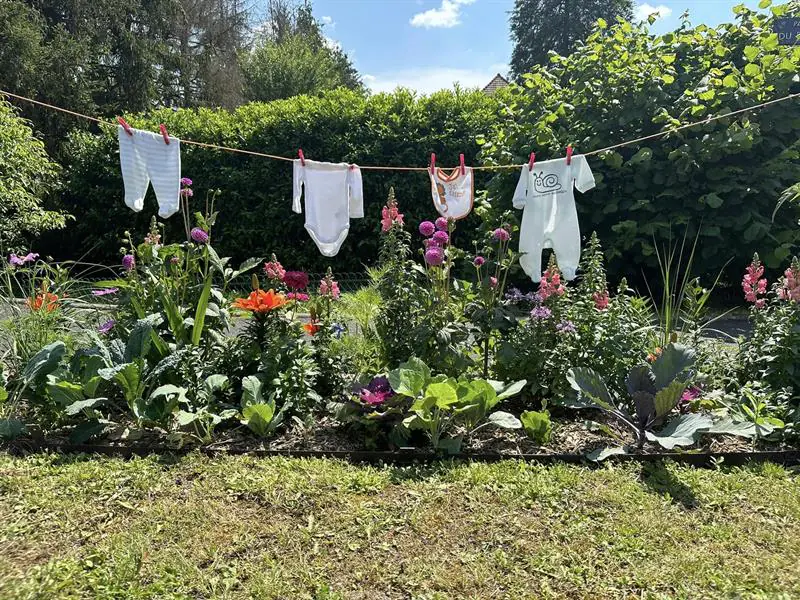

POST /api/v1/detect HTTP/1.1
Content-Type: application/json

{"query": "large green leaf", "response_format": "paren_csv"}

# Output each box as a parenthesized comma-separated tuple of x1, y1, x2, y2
(388, 357, 430, 398)
(645, 413, 712, 449)
(586, 446, 627, 462)
(0, 418, 26, 441)
(191, 274, 213, 346)
(47, 380, 85, 408)
(486, 411, 522, 429)
(242, 402, 276, 437)
(626, 365, 656, 396)
(654, 380, 687, 418)
(495, 379, 528, 401)
(436, 436, 463, 455)
(201, 374, 229, 401)
(520, 410, 552, 443)
(426, 381, 459, 409)
(241, 375, 265, 408)
(99, 362, 142, 405)
(22, 342, 66, 384)
(651, 344, 695, 389)
(231, 257, 264, 279)
(64, 397, 106, 416)
(125, 314, 162, 362)
(566, 367, 614, 410)
(68, 419, 105, 444)
(707, 417, 782, 439)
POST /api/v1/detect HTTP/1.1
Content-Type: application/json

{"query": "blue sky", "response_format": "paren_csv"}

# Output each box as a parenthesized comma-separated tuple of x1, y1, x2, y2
(307, 0, 763, 93)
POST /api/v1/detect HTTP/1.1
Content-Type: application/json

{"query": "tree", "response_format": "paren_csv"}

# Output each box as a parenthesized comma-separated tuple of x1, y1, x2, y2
(240, 0, 361, 102)
(0, 99, 67, 248)
(509, 0, 633, 78)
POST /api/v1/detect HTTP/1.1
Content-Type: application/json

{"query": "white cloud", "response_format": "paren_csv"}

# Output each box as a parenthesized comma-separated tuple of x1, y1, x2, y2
(323, 36, 342, 52)
(321, 15, 334, 27)
(365, 65, 507, 95)
(634, 3, 673, 22)
(410, 0, 476, 29)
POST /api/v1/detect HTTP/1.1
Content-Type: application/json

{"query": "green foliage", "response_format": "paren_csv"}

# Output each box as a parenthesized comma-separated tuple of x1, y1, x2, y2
(486, 3, 800, 283)
(520, 409, 553, 444)
(54, 89, 499, 273)
(0, 99, 66, 247)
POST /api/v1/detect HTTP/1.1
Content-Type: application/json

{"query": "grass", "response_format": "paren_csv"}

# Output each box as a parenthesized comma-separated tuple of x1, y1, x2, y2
(1, 453, 799, 599)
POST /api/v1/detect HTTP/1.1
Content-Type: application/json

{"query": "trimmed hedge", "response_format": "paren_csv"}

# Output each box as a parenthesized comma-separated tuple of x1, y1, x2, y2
(49, 89, 498, 273)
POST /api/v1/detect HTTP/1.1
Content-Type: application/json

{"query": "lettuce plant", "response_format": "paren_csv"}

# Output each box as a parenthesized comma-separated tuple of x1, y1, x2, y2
(567, 343, 711, 451)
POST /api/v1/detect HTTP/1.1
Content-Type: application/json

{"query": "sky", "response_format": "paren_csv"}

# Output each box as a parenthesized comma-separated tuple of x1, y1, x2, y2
(306, 0, 764, 94)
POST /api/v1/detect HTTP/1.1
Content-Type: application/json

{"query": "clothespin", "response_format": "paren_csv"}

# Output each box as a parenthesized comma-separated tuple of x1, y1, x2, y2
(528, 152, 536, 171)
(298, 149, 305, 166)
(430, 153, 436, 175)
(117, 117, 133, 136)
(159, 124, 170, 145)
(459, 153, 465, 175)
(566, 145, 574, 165)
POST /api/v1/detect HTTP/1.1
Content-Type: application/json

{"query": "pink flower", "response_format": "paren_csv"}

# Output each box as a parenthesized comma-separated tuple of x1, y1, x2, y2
(424, 247, 445, 266)
(92, 288, 118, 297)
(432, 231, 449, 245)
(490, 276, 498, 289)
(419, 221, 436, 237)
(180, 188, 194, 199)
(539, 264, 565, 300)
(593, 290, 609, 310)
(778, 259, 800, 303)
(473, 256, 485, 267)
(180, 177, 193, 186)
(264, 257, 286, 281)
(493, 228, 510, 242)
(381, 204, 405, 232)
(742, 254, 767, 307)
(283, 271, 309, 290)
(287, 292, 310, 302)
(435, 217, 449, 231)
(190, 227, 209, 244)
(319, 279, 341, 300)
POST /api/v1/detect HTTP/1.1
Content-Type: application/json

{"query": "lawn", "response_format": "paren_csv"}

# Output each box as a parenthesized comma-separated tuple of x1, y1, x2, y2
(1, 453, 799, 599)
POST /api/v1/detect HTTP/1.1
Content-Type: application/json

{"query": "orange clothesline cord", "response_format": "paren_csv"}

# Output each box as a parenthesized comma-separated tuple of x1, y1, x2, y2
(2, 88, 798, 172)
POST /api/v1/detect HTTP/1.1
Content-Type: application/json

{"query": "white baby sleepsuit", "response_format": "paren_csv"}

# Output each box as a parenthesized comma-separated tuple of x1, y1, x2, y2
(512, 155, 595, 282)
(429, 167, 474, 220)
(118, 126, 182, 218)
(293, 159, 364, 257)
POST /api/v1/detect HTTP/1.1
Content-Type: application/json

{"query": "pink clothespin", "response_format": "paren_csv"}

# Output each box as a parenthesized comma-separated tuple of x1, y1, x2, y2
(430, 153, 436, 175)
(298, 149, 305, 166)
(528, 152, 536, 171)
(566, 145, 573, 165)
(459, 153, 465, 175)
(117, 117, 133, 136)
(159, 124, 170, 145)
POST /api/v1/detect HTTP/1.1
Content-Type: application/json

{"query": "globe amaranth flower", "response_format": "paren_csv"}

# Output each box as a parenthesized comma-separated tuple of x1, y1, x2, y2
(492, 227, 510, 242)
(98, 319, 115, 334)
(92, 288, 118, 297)
(122, 254, 135, 272)
(419, 221, 436, 237)
(283, 270, 309, 290)
(190, 227, 209, 244)
(424, 246, 445, 266)
(473, 256, 485, 267)
(531, 305, 552, 320)
(556, 320, 576, 334)
(180, 177, 193, 187)
(432, 231, 449, 246)
(435, 217, 449, 231)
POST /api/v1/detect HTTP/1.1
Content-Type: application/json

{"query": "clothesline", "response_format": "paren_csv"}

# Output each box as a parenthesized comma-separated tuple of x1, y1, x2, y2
(2, 88, 798, 171)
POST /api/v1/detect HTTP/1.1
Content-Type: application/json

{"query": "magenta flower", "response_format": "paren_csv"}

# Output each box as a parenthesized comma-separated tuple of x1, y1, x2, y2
(435, 217, 449, 231)
(180, 177, 193, 186)
(432, 231, 449, 246)
(473, 256, 485, 267)
(419, 221, 436, 237)
(92, 288, 119, 297)
(98, 319, 115, 334)
(190, 227, 209, 244)
(287, 292, 310, 302)
(180, 188, 194, 199)
(283, 271, 310, 290)
(424, 246, 445, 266)
(122, 254, 135, 272)
(489, 276, 498, 289)
(493, 227, 510, 242)
(8, 254, 25, 267)
(358, 376, 395, 406)
(742, 254, 767, 307)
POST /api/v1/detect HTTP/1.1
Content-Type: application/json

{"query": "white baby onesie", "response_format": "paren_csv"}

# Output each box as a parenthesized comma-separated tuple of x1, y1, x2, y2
(293, 159, 364, 257)
(512, 155, 595, 282)
(429, 167, 474, 220)
(118, 126, 181, 218)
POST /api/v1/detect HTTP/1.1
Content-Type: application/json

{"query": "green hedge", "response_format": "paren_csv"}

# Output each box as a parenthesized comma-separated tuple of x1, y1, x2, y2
(49, 88, 498, 273)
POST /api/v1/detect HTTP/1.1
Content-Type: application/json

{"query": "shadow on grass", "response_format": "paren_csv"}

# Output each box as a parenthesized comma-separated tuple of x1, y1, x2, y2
(640, 461, 699, 509)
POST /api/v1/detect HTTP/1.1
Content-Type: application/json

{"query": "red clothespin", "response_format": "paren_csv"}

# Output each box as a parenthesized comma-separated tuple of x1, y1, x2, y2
(430, 153, 436, 175)
(117, 117, 133, 136)
(459, 153, 465, 175)
(528, 152, 536, 171)
(159, 124, 170, 145)
(566, 145, 574, 165)
(298, 149, 305, 166)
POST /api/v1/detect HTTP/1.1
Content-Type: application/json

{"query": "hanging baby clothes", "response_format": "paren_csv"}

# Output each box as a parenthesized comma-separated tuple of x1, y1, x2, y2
(429, 166, 474, 220)
(293, 159, 364, 257)
(512, 155, 595, 282)
(118, 126, 181, 218)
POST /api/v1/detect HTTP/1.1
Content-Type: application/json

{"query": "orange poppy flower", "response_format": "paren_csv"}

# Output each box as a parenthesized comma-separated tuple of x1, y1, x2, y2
(27, 292, 59, 313)
(303, 322, 320, 335)
(233, 289, 288, 314)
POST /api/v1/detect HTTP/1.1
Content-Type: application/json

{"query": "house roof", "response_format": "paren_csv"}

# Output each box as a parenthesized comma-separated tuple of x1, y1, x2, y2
(482, 73, 510, 96)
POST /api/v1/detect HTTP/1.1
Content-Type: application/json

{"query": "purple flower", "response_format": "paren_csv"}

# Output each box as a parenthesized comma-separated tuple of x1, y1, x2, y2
(419, 221, 436, 237)
(359, 376, 396, 406)
(332, 323, 346, 339)
(473, 256, 485, 267)
(122, 254, 135, 272)
(92, 288, 118, 297)
(435, 217, 449, 231)
(190, 227, 209, 244)
(681, 386, 702, 402)
(505, 287, 523, 302)
(531, 306, 552, 320)
(493, 228, 510, 242)
(98, 319, 115, 334)
(424, 246, 445, 266)
(432, 231, 449, 245)
(180, 177, 193, 186)
(8, 254, 25, 266)
(180, 188, 194, 199)
(556, 320, 576, 334)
